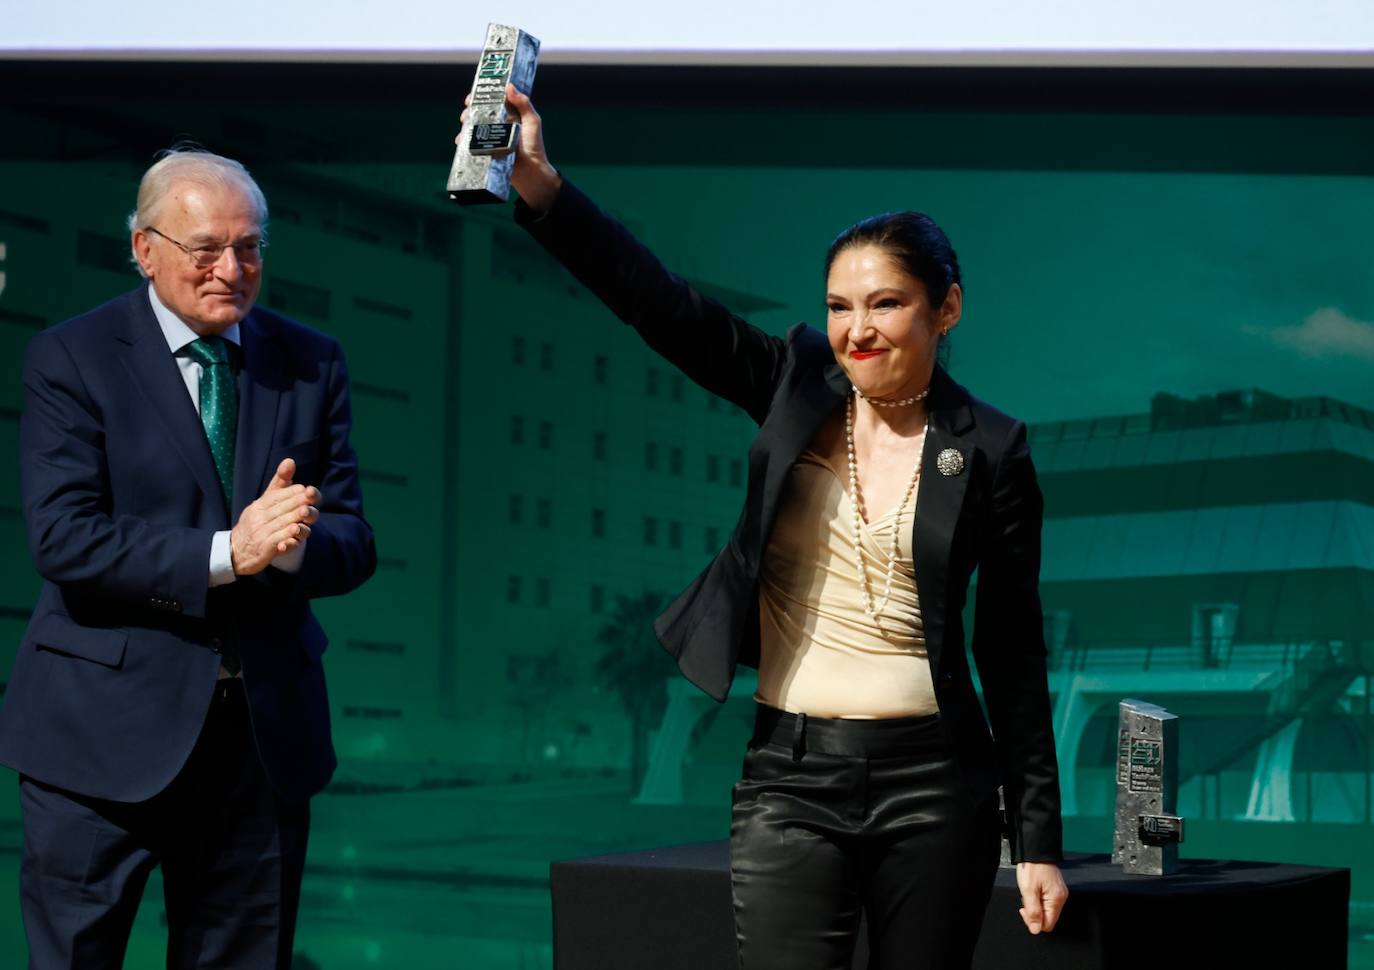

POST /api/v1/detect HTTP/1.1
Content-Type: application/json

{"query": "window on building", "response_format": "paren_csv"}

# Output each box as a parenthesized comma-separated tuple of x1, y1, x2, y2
(539, 341, 553, 371)
(593, 431, 608, 460)
(512, 335, 526, 365)
(536, 577, 551, 607)
(506, 575, 521, 604)
(1192, 604, 1238, 669)
(706, 455, 720, 483)
(539, 420, 552, 449)
(594, 354, 608, 385)
(643, 517, 658, 546)
(590, 584, 605, 613)
(705, 526, 721, 554)
(536, 498, 551, 529)
(669, 447, 684, 477)
(670, 373, 685, 401)
(646, 367, 660, 397)
(510, 415, 525, 445)
(729, 458, 744, 487)
(508, 494, 523, 524)
(591, 508, 606, 537)
(668, 520, 683, 549)
(645, 441, 659, 471)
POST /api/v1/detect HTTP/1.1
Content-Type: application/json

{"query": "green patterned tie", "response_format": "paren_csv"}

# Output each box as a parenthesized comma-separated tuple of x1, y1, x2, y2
(185, 336, 237, 510)
(187, 336, 241, 675)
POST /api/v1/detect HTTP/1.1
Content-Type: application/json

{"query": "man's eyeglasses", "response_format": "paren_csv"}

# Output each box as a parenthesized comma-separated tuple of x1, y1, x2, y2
(145, 227, 267, 269)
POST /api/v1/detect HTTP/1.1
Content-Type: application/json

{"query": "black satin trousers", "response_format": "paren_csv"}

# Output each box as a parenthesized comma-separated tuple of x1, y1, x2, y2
(730, 704, 1002, 970)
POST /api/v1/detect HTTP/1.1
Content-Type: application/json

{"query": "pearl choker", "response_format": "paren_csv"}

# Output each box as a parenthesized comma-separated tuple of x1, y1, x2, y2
(851, 383, 931, 408)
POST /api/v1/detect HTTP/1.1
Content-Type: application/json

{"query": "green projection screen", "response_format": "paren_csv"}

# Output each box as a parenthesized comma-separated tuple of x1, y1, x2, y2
(0, 62, 1371, 968)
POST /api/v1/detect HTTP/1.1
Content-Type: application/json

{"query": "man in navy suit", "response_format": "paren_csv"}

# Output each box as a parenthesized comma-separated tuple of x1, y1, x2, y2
(0, 148, 376, 968)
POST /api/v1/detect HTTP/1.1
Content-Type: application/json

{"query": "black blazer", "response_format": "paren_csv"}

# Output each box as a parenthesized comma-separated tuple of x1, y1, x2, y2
(516, 181, 1063, 863)
(0, 288, 376, 804)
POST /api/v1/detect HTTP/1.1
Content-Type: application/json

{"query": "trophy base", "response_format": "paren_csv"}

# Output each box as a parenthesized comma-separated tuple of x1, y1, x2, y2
(448, 188, 508, 205)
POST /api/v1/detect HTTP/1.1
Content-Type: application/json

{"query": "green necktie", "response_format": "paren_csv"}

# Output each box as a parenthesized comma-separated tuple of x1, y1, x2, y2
(186, 336, 242, 676)
(185, 336, 237, 510)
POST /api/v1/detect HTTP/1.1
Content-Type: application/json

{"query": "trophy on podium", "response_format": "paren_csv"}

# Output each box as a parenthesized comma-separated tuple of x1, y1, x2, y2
(447, 23, 541, 205)
(1114, 699, 1186, 875)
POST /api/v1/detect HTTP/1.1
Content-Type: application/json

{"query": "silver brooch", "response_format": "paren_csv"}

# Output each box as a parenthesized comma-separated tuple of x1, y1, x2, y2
(936, 448, 964, 476)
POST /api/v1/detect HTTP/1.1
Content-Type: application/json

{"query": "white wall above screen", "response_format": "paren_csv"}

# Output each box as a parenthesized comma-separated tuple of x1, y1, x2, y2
(4, 0, 1373, 65)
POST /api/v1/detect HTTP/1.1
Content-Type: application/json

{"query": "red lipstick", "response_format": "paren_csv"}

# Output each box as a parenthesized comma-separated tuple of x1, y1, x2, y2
(849, 350, 885, 360)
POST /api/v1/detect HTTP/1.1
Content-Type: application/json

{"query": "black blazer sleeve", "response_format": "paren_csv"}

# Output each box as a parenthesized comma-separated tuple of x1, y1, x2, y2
(970, 420, 1063, 863)
(515, 180, 787, 424)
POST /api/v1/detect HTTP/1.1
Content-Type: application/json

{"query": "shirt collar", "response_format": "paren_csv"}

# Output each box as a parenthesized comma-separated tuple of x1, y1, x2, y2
(147, 284, 242, 355)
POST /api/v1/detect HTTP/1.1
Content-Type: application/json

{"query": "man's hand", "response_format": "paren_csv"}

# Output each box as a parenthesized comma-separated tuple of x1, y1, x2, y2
(1016, 861, 1068, 934)
(229, 458, 320, 576)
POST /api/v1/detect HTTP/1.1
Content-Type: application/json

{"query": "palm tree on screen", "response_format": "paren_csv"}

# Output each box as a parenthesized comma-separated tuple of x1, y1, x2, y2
(593, 591, 676, 791)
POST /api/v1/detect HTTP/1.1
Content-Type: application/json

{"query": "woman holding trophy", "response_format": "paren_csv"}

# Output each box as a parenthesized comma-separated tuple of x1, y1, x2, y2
(462, 85, 1068, 969)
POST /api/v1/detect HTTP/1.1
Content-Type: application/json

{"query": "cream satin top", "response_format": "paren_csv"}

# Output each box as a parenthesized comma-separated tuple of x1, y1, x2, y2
(754, 448, 938, 719)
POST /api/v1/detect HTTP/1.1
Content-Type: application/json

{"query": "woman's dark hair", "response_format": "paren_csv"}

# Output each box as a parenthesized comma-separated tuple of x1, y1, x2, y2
(824, 211, 962, 310)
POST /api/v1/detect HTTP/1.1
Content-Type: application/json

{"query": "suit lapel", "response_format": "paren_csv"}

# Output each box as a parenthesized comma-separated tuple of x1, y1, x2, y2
(788, 360, 849, 456)
(118, 290, 228, 524)
(232, 312, 284, 520)
(748, 361, 848, 571)
(912, 366, 975, 679)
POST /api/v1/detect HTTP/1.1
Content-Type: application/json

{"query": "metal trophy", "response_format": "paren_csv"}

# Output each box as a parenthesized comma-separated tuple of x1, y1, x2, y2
(1113, 699, 1185, 875)
(447, 23, 541, 204)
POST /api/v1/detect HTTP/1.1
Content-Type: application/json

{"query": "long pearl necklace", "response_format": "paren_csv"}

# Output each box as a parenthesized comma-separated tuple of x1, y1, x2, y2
(846, 391, 928, 619)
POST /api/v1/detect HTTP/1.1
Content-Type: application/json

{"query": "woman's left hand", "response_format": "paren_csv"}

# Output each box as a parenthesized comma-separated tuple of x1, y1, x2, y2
(1015, 862, 1068, 934)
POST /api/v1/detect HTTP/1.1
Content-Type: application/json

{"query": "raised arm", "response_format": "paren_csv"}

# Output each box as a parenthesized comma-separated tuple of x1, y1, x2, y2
(462, 86, 788, 424)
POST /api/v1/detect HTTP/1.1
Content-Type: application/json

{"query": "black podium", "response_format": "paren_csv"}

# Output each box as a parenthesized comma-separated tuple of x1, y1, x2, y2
(550, 842, 1349, 969)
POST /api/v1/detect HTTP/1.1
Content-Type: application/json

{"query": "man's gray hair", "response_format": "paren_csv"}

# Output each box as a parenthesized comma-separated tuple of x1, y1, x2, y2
(127, 146, 269, 278)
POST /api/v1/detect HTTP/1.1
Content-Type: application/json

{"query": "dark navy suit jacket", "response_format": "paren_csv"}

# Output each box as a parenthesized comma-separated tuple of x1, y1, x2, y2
(0, 287, 376, 804)
(516, 182, 1063, 863)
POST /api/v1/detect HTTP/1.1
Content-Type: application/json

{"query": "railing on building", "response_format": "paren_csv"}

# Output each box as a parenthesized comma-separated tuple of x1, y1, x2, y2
(1053, 637, 1364, 676)
(1028, 389, 1374, 445)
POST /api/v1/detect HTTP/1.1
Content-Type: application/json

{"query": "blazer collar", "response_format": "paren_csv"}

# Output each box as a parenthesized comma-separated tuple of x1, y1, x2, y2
(925, 364, 975, 438)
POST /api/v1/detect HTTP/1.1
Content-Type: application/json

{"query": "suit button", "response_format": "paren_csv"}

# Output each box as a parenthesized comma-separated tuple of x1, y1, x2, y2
(941, 672, 954, 683)
(208, 637, 222, 653)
